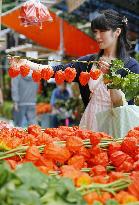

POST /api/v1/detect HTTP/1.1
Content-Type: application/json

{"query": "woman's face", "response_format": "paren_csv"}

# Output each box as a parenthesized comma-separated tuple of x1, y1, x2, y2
(93, 29, 117, 49)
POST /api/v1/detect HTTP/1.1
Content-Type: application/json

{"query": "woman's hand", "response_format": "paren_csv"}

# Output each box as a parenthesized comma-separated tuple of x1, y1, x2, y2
(110, 89, 123, 107)
(98, 57, 110, 74)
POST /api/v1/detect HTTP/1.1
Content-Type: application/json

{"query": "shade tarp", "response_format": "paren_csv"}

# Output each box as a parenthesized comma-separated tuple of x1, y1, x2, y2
(1, 5, 99, 57)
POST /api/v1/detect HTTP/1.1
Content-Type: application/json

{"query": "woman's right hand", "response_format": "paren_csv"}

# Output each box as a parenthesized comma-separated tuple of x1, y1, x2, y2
(98, 61, 110, 74)
(98, 57, 111, 74)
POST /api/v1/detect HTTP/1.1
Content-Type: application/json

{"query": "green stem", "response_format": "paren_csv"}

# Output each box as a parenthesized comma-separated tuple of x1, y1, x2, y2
(106, 179, 131, 187)
(112, 184, 131, 191)
(0, 147, 26, 156)
(77, 179, 131, 192)
(0, 152, 23, 160)
(7, 54, 99, 64)
(125, 203, 139, 205)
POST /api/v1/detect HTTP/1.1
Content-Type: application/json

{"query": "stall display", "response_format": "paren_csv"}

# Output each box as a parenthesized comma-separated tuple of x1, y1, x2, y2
(0, 122, 139, 204)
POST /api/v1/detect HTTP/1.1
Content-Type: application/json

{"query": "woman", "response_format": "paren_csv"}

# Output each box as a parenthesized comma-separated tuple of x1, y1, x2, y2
(10, 9, 139, 131)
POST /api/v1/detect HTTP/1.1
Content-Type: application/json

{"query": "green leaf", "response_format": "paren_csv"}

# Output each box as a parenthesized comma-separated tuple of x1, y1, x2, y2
(0, 162, 87, 205)
(66, 191, 82, 203)
(0, 161, 12, 187)
(105, 58, 139, 101)
(11, 187, 41, 205)
(110, 59, 124, 73)
(105, 199, 119, 205)
(15, 163, 49, 190)
(41, 190, 73, 205)
(43, 197, 69, 205)
(40, 189, 56, 204)
(93, 201, 103, 205)
(0, 186, 9, 201)
(56, 177, 75, 196)
(112, 76, 122, 86)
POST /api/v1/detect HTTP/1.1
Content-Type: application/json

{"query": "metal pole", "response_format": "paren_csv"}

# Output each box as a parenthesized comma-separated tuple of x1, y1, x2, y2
(0, 0, 3, 90)
(59, 15, 64, 57)
(0, 0, 2, 31)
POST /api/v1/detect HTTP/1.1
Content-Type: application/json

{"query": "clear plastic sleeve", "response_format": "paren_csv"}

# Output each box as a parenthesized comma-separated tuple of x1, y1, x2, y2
(19, 0, 53, 28)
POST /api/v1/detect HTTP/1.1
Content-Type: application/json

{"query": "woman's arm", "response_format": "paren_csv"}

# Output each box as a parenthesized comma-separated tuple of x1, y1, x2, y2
(110, 89, 123, 107)
(98, 59, 123, 107)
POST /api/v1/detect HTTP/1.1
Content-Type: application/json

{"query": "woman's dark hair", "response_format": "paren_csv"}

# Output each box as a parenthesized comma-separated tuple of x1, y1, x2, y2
(91, 9, 131, 61)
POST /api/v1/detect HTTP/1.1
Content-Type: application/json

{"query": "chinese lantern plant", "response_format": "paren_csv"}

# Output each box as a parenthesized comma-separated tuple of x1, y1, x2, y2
(36, 103, 52, 114)
(79, 71, 90, 86)
(20, 65, 30, 77)
(32, 70, 42, 82)
(90, 68, 102, 80)
(8, 66, 20, 78)
(55, 70, 65, 85)
(41, 66, 54, 81)
(64, 67, 77, 83)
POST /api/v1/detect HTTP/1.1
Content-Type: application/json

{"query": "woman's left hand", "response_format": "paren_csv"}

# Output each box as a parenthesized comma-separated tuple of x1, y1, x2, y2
(98, 58, 110, 74)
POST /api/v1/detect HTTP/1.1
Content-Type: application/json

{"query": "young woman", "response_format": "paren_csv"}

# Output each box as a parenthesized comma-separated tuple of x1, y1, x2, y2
(10, 9, 139, 131)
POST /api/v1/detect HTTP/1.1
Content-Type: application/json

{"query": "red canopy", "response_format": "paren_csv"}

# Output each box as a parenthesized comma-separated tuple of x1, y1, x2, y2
(1, 6, 99, 57)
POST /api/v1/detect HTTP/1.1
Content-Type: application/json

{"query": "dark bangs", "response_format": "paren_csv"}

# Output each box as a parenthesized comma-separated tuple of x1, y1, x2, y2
(91, 14, 111, 32)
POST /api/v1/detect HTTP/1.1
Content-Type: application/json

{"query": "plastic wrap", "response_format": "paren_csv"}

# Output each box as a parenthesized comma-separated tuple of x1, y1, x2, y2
(19, 0, 53, 28)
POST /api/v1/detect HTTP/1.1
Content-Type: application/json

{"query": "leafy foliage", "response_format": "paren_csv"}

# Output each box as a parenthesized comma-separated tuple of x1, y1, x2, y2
(0, 162, 86, 205)
(103, 59, 139, 102)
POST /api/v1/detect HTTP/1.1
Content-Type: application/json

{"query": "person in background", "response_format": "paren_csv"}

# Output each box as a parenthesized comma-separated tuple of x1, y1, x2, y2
(50, 83, 70, 127)
(50, 82, 70, 106)
(11, 71, 38, 127)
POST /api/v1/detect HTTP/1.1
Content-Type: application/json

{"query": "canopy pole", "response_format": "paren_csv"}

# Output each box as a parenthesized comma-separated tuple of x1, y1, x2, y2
(59, 17, 64, 56)
(0, 0, 4, 91)
(0, 0, 2, 31)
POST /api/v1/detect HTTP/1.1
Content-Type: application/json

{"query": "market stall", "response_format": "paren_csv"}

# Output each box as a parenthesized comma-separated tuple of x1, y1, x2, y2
(0, 2, 139, 205)
(0, 121, 139, 204)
